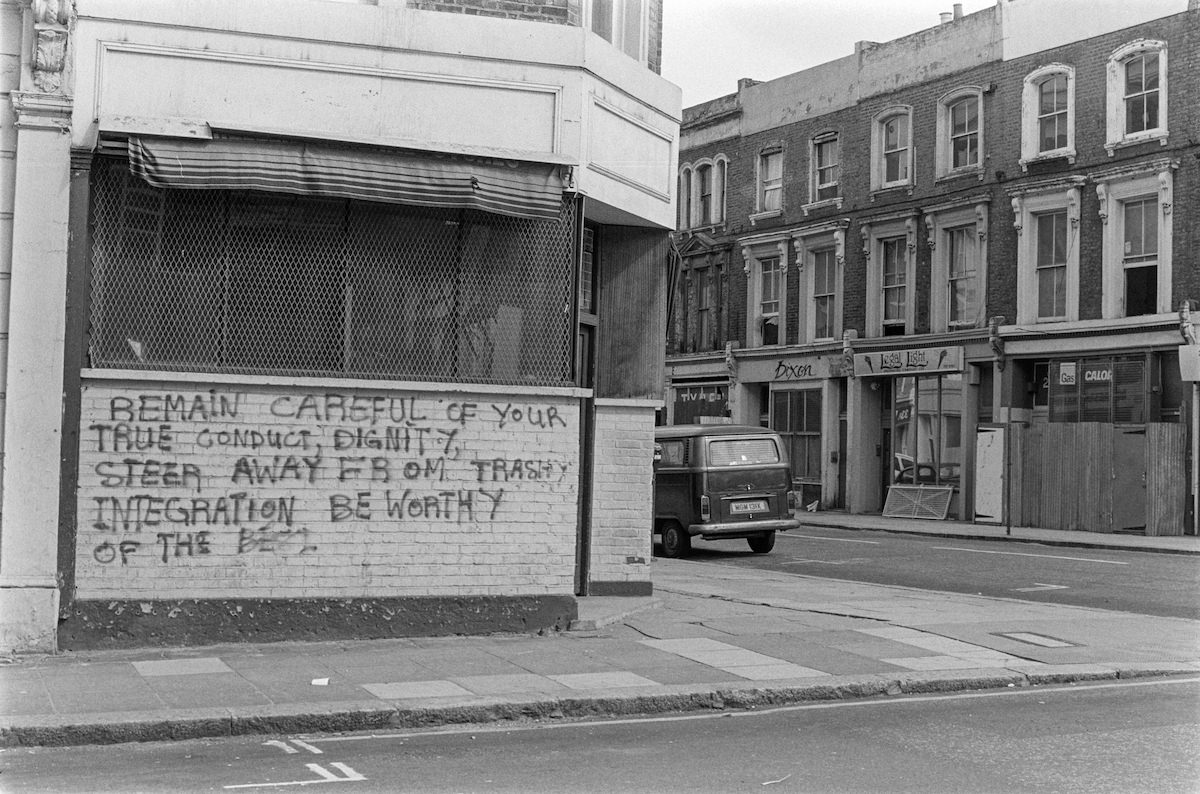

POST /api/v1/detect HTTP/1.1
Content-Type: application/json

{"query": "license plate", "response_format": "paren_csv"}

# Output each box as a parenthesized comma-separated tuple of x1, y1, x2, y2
(729, 500, 767, 514)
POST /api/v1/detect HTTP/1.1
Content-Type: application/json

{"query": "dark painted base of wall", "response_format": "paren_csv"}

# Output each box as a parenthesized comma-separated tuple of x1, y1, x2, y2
(587, 580, 653, 596)
(58, 595, 579, 651)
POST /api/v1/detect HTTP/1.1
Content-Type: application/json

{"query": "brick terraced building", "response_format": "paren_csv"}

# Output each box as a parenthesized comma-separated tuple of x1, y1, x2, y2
(668, 1, 1198, 533)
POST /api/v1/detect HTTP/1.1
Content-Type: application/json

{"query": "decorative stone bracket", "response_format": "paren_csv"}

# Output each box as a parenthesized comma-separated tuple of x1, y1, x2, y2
(31, 0, 73, 94)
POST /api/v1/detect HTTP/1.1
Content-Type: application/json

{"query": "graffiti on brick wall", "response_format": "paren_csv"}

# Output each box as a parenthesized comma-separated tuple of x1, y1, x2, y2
(78, 388, 575, 580)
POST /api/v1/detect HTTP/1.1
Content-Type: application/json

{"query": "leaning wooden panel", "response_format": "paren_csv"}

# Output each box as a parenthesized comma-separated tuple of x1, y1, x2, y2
(1146, 423, 1187, 536)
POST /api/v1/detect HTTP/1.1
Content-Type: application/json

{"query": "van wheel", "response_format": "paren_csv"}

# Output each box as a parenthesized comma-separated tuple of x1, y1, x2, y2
(747, 531, 775, 554)
(659, 521, 691, 558)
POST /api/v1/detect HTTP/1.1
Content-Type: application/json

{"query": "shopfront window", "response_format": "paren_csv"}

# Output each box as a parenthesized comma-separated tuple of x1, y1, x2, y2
(673, 383, 728, 424)
(890, 374, 962, 487)
(771, 388, 823, 507)
(1048, 357, 1147, 423)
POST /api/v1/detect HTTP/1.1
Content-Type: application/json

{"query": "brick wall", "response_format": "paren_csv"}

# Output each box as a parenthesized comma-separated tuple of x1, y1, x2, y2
(75, 380, 580, 600)
(586, 400, 654, 592)
(406, 0, 576, 25)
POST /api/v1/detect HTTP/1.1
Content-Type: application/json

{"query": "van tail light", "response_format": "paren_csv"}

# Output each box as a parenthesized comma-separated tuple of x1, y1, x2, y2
(700, 494, 711, 522)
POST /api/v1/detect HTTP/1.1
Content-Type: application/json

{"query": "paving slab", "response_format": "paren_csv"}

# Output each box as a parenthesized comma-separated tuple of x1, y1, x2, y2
(2, 529, 1198, 748)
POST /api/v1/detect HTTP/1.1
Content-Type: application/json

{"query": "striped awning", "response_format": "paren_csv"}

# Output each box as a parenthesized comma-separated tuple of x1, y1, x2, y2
(128, 136, 565, 221)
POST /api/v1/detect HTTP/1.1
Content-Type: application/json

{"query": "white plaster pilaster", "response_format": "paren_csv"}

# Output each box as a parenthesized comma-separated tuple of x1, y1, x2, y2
(0, 90, 73, 653)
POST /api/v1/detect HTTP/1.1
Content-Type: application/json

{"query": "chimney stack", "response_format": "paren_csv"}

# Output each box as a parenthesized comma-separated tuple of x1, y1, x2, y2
(939, 11, 952, 24)
(953, 3, 963, 19)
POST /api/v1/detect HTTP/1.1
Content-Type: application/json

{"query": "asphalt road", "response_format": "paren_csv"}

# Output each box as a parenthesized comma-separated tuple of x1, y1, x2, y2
(679, 527, 1200, 620)
(4, 678, 1198, 793)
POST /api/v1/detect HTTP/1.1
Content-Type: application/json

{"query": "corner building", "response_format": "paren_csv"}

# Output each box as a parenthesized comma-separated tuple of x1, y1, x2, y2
(0, 0, 680, 652)
(669, 1, 1198, 533)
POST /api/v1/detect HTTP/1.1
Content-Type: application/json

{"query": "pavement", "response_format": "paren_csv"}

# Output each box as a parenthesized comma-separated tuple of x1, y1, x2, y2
(2, 513, 1198, 748)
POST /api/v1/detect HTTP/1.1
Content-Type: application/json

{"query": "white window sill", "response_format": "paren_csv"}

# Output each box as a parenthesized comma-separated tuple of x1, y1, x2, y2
(749, 209, 782, 226)
(1019, 149, 1076, 171)
(1104, 131, 1168, 155)
(801, 197, 843, 216)
(935, 167, 984, 183)
(870, 182, 914, 199)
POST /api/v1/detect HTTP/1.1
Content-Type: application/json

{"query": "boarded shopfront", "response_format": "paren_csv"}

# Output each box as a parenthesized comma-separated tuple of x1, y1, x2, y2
(1006, 354, 1188, 535)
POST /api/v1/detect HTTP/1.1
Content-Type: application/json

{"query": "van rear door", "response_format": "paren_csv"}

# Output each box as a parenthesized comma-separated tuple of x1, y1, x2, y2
(704, 435, 791, 523)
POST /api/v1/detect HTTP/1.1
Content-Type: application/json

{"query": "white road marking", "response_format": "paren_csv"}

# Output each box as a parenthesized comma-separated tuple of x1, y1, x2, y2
(933, 546, 1128, 564)
(224, 763, 365, 789)
(263, 740, 298, 754)
(780, 558, 855, 565)
(786, 534, 880, 544)
(1012, 583, 1070, 592)
(261, 738, 321, 758)
(291, 740, 323, 755)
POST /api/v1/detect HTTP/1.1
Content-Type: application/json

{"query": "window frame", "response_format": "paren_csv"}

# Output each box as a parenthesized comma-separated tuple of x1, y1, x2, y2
(1105, 39, 1168, 154)
(936, 88, 984, 180)
(752, 146, 784, 222)
(678, 156, 727, 229)
(1095, 161, 1175, 319)
(770, 387, 823, 483)
(1011, 183, 1082, 325)
(741, 238, 789, 347)
(804, 131, 843, 213)
(792, 223, 846, 343)
(1020, 64, 1076, 169)
(870, 107, 914, 193)
(861, 215, 917, 337)
(677, 165, 692, 229)
(924, 201, 989, 332)
(587, 0, 648, 64)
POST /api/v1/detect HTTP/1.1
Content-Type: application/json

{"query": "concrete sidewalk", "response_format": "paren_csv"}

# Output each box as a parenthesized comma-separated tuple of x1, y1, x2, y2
(3, 522, 1198, 747)
(792, 510, 1200, 554)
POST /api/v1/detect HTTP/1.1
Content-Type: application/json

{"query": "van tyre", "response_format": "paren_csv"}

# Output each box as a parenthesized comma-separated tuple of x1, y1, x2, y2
(659, 521, 691, 558)
(747, 531, 775, 553)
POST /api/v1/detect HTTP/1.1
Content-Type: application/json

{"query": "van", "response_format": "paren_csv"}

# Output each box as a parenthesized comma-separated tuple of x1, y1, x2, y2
(653, 424, 801, 558)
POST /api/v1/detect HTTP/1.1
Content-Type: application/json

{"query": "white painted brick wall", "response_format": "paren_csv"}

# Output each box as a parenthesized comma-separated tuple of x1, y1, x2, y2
(587, 402, 654, 585)
(75, 380, 580, 599)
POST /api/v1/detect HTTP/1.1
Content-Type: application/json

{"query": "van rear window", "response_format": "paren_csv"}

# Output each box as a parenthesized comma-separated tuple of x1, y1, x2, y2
(708, 437, 780, 466)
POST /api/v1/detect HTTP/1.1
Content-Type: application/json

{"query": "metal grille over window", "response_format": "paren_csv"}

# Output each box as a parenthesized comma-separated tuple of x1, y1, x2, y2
(88, 158, 576, 385)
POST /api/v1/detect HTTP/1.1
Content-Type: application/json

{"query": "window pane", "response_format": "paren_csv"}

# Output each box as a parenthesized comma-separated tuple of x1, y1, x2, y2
(885, 151, 903, 182)
(764, 152, 782, 181)
(1126, 95, 1147, 134)
(1124, 200, 1145, 256)
(621, 0, 642, 59)
(1144, 91, 1159, 130)
(1039, 114, 1065, 151)
(1039, 75, 1065, 114)
(709, 438, 780, 467)
(952, 135, 976, 168)
(804, 389, 821, 432)
(1037, 265, 1066, 318)
(884, 118, 899, 149)
(1125, 265, 1157, 316)
(1124, 56, 1145, 94)
(591, 0, 613, 39)
(814, 296, 831, 339)
(951, 98, 977, 135)
(1143, 53, 1159, 90)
